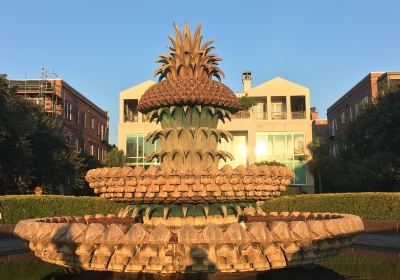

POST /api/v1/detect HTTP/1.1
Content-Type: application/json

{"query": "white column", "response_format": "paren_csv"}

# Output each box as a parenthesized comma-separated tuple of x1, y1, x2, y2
(286, 96, 292, 120)
(267, 96, 272, 120)
(305, 94, 311, 120)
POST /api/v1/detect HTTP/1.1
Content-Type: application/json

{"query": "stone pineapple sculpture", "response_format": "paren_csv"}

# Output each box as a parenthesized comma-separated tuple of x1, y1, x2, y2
(138, 23, 240, 170)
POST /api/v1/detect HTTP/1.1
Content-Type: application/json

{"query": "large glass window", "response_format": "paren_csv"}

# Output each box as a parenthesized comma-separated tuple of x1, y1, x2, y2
(256, 132, 307, 185)
(218, 131, 248, 168)
(126, 135, 159, 167)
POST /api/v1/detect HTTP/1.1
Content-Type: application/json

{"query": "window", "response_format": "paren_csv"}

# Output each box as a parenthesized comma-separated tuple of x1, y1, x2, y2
(218, 131, 248, 167)
(349, 107, 353, 120)
(252, 102, 267, 120)
(361, 95, 369, 105)
(90, 114, 94, 129)
(329, 118, 337, 136)
(271, 96, 287, 120)
(97, 122, 101, 135)
(255, 132, 307, 185)
(77, 109, 80, 125)
(290, 96, 306, 119)
(100, 124, 104, 140)
(126, 135, 159, 166)
(341, 111, 346, 124)
(124, 99, 139, 122)
(64, 101, 72, 120)
(90, 144, 95, 156)
(69, 104, 72, 121)
(83, 113, 87, 128)
(355, 103, 359, 116)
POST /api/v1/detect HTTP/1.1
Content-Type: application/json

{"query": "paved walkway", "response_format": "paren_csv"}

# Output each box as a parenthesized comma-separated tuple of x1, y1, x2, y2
(355, 233, 400, 251)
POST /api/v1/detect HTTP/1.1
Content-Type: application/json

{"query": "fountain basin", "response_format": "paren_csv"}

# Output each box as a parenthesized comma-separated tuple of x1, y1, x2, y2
(85, 165, 292, 203)
(14, 212, 364, 273)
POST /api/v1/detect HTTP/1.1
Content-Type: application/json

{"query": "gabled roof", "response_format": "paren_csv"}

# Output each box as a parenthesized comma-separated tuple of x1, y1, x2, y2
(247, 77, 309, 97)
(120, 80, 155, 99)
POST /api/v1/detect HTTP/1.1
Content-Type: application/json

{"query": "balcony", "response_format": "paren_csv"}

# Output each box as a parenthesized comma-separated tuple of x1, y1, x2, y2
(271, 111, 287, 120)
(232, 111, 251, 119)
(253, 111, 268, 120)
(291, 111, 306, 119)
(124, 99, 139, 122)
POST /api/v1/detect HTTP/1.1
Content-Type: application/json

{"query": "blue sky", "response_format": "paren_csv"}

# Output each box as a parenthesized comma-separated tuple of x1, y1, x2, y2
(1, 0, 399, 145)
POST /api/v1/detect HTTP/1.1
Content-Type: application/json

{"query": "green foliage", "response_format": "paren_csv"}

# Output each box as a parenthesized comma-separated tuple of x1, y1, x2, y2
(307, 139, 340, 193)
(254, 160, 286, 167)
(338, 89, 400, 192)
(0, 75, 88, 194)
(281, 186, 302, 196)
(0, 195, 123, 224)
(104, 147, 126, 167)
(309, 88, 400, 192)
(262, 192, 400, 220)
(238, 96, 258, 110)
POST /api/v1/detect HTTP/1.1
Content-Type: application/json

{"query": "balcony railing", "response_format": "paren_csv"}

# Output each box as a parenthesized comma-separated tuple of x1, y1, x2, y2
(253, 112, 268, 120)
(271, 112, 287, 120)
(124, 114, 139, 122)
(291, 111, 306, 119)
(232, 111, 251, 119)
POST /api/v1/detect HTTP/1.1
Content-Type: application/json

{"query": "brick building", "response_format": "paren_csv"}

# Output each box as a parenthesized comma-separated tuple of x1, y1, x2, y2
(9, 79, 109, 162)
(310, 107, 328, 140)
(327, 72, 400, 155)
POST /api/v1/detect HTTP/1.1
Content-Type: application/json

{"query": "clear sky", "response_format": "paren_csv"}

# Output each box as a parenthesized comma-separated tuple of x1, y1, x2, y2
(1, 0, 399, 145)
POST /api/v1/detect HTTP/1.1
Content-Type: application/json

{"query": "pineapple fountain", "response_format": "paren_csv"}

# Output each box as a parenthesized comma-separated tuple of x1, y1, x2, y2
(14, 23, 364, 275)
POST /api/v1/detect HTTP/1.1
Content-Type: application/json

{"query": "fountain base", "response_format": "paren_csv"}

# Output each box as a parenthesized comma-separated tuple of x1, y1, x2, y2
(14, 212, 364, 273)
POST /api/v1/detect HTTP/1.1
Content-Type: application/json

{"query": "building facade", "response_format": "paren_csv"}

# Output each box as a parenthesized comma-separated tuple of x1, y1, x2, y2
(9, 79, 109, 162)
(311, 107, 328, 140)
(326, 72, 400, 155)
(118, 74, 314, 191)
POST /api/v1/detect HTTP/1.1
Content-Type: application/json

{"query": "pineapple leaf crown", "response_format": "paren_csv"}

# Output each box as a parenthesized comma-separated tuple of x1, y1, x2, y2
(153, 22, 225, 82)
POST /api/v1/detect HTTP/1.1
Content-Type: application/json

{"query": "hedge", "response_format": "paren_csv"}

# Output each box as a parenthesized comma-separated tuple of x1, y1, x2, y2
(262, 192, 400, 220)
(0, 195, 125, 224)
(281, 186, 302, 196)
(0, 193, 399, 224)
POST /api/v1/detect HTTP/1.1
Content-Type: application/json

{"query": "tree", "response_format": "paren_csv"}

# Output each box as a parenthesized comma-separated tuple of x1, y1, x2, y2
(340, 88, 400, 191)
(307, 139, 340, 193)
(309, 88, 400, 193)
(0, 74, 84, 194)
(238, 96, 258, 110)
(104, 147, 126, 167)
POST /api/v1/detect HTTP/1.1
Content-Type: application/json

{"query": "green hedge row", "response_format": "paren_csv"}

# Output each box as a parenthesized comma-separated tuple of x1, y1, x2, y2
(281, 186, 302, 196)
(262, 192, 400, 220)
(0, 195, 125, 224)
(0, 193, 399, 224)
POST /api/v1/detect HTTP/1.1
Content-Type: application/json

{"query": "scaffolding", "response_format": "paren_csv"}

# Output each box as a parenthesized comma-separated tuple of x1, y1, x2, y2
(9, 67, 61, 115)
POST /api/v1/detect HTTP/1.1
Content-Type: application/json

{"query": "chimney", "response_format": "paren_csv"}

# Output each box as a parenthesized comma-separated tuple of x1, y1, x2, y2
(310, 107, 318, 120)
(242, 72, 252, 94)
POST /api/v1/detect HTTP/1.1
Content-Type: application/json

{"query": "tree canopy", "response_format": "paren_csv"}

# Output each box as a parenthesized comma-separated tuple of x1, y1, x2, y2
(0, 74, 95, 194)
(104, 147, 126, 167)
(308, 87, 400, 192)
